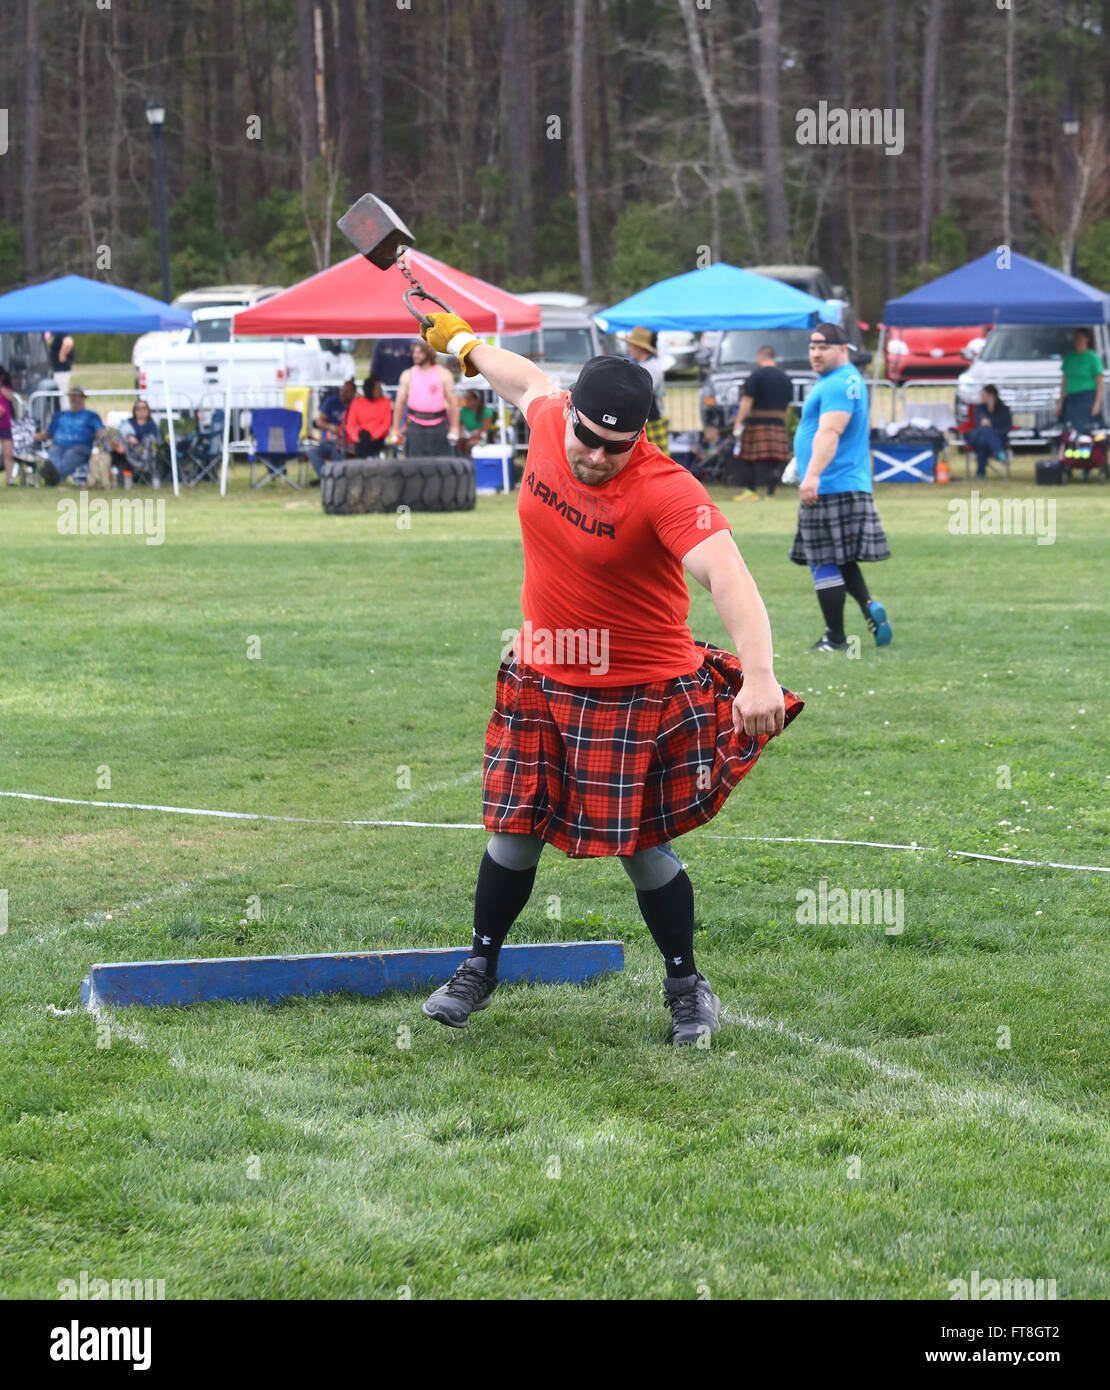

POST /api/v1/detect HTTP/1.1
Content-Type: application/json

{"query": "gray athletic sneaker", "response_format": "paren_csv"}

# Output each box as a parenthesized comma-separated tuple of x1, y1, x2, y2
(422, 956, 498, 1029)
(663, 972, 722, 1046)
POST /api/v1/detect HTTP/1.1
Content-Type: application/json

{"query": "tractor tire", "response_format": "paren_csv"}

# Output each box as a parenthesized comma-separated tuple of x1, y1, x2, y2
(320, 456, 475, 514)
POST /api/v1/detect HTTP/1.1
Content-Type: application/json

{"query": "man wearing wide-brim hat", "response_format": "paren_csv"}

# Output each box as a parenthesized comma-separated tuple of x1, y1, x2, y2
(33, 383, 107, 486)
(618, 325, 669, 449)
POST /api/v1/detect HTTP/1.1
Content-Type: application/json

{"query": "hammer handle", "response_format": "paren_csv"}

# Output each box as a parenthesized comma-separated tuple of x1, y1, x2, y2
(403, 285, 454, 330)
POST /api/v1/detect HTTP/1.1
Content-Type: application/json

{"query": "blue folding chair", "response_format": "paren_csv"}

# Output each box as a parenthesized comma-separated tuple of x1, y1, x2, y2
(249, 408, 306, 488)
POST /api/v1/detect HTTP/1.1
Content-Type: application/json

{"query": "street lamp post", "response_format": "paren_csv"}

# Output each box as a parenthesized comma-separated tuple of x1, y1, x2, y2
(1061, 105, 1080, 278)
(145, 97, 171, 301)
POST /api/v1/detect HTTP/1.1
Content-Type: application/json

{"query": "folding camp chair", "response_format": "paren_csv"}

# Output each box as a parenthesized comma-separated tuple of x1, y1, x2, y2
(177, 409, 225, 487)
(249, 408, 306, 488)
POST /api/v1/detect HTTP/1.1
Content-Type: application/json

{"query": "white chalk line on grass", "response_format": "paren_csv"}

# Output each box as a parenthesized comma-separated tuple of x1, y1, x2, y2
(1, 789, 1106, 874)
(720, 1006, 1092, 1126)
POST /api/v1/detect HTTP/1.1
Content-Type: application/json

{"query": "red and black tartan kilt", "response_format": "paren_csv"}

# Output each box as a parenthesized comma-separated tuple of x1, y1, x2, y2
(739, 419, 791, 464)
(482, 643, 803, 858)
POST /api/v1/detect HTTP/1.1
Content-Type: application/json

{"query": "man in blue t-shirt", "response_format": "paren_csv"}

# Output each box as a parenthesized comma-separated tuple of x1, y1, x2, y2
(306, 378, 356, 479)
(788, 322, 893, 652)
(33, 384, 106, 483)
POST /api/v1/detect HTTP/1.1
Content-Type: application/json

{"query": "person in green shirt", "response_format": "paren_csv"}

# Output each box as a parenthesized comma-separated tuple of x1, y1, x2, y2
(458, 388, 496, 458)
(1057, 328, 1105, 432)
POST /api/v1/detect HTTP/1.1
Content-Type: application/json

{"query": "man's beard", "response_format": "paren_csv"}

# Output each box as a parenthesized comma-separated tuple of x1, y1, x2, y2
(568, 456, 613, 485)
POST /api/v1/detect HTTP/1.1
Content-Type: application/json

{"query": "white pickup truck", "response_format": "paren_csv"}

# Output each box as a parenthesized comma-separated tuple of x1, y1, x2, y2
(134, 305, 357, 408)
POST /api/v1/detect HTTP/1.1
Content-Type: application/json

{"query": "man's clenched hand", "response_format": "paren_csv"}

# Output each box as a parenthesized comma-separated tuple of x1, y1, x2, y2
(733, 672, 786, 739)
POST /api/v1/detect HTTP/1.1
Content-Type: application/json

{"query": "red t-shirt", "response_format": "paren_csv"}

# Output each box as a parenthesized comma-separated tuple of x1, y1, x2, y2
(344, 395, 392, 445)
(517, 391, 731, 686)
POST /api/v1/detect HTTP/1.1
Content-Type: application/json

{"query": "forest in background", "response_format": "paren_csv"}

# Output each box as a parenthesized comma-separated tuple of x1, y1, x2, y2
(2, 0, 1110, 346)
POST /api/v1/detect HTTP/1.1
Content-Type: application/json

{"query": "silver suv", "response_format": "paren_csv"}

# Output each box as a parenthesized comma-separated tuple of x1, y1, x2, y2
(955, 324, 1110, 445)
(700, 325, 870, 430)
(499, 292, 605, 391)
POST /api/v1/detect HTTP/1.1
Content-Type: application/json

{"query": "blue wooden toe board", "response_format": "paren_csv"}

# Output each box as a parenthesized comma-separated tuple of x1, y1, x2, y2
(79, 941, 624, 1008)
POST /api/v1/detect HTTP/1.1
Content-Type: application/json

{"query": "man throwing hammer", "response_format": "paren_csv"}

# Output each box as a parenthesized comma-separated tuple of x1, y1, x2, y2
(419, 313, 802, 1045)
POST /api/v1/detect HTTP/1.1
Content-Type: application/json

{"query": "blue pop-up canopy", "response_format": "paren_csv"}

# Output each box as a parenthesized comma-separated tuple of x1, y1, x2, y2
(0, 274, 193, 332)
(882, 251, 1110, 327)
(0, 275, 193, 494)
(596, 262, 826, 332)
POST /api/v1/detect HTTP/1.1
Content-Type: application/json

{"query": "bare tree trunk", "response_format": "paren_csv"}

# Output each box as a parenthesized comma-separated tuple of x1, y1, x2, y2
(1001, 0, 1015, 247)
(847, 149, 861, 314)
(570, 0, 594, 295)
(76, 7, 95, 274)
(216, 0, 237, 236)
(106, 3, 123, 262)
(700, 28, 720, 259)
(21, 0, 42, 278)
(504, 0, 534, 279)
(336, 0, 359, 183)
(365, 0, 385, 191)
(824, 0, 847, 285)
(757, 0, 789, 259)
(881, 0, 897, 297)
(917, 0, 942, 263)
(296, 0, 318, 186)
(677, 0, 760, 258)
(541, 0, 566, 201)
(592, 0, 612, 234)
(313, 1, 327, 160)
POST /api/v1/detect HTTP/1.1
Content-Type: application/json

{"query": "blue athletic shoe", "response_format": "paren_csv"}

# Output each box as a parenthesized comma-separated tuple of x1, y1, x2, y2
(867, 600, 892, 647)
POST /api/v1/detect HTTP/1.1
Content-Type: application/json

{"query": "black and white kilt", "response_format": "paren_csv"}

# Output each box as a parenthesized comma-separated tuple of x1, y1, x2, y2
(789, 490, 891, 567)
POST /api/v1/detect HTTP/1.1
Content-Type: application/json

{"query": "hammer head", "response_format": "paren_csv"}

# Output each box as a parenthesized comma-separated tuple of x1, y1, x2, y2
(337, 193, 416, 270)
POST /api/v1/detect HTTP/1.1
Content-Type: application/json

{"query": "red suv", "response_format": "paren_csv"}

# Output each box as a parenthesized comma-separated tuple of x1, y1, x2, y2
(884, 325, 991, 382)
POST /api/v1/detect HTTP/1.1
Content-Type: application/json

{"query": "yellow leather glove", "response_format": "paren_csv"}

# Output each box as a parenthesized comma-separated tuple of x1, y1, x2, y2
(421, 312, 482, 377)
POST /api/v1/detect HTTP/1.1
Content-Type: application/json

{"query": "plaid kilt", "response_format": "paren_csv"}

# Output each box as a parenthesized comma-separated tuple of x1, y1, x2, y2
(644, 416, 670, 450)
(789, 490, 891, 566)
(739, 420, 791, 464)
(483, 642, 803, 858)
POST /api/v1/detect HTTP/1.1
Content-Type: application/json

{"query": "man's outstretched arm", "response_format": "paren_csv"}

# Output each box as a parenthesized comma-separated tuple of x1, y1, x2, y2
(683, 529, 785, 738)
(421, 313, 559, 415)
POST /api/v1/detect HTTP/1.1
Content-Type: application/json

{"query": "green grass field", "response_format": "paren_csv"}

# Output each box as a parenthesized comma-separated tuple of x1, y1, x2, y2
(1, 469, 1107, 1300)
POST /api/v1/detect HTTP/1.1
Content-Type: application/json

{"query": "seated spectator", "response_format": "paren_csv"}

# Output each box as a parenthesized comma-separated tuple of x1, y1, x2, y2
(1, 367, 14, 486)
(458, 388, 496, 457)
(966, 384, 1012, 479)
(344, 376, 393, 457)
(33, 384, 105, 484)
(370, 338, 417, 390)
(105, 399, 161, 487)
(306, 379, 356, 479)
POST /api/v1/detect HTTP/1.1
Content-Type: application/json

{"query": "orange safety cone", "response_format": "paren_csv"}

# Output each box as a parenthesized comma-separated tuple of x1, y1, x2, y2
(935, 455, 950, 484)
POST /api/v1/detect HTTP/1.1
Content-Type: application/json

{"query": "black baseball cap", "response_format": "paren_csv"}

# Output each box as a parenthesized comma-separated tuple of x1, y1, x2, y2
(570, 355, 654, 433)
(810, 320, 848, 345)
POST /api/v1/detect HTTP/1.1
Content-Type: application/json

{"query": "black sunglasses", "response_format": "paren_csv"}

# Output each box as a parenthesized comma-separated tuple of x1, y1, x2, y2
(569, 404, 639, 454)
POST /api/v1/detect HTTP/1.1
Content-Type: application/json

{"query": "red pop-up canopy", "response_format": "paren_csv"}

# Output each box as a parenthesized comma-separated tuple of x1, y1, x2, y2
(232, 251, 540, 337)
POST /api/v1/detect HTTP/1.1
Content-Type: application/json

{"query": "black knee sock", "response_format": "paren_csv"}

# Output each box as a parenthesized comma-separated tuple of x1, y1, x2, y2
(838, 561, 872, 617)
(471, 849, 537, 974)
(816, 581, 847, 643)
(635, 869, 697, 977)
